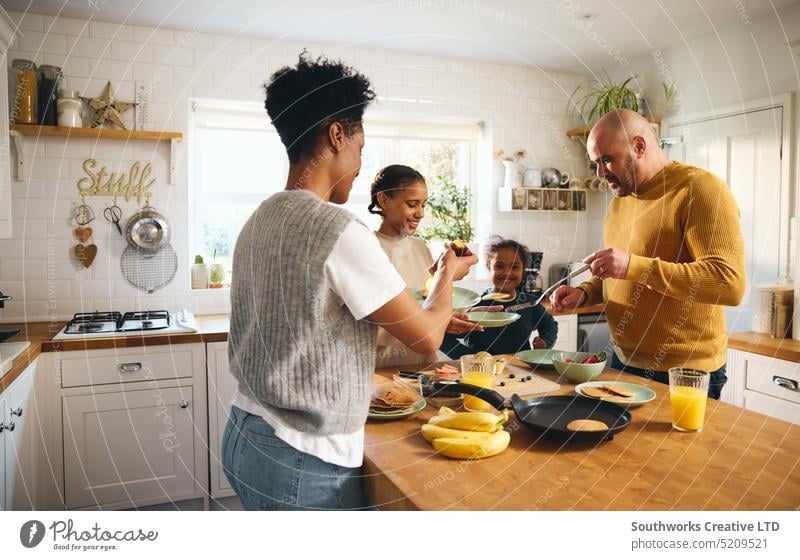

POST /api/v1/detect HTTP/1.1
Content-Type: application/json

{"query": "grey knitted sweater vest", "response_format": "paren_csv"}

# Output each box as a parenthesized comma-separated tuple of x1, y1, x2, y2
(228, 189, 377, 435)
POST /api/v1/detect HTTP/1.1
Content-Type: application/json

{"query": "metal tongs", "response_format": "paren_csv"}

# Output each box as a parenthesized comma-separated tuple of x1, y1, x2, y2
(506, 263, 591, 312)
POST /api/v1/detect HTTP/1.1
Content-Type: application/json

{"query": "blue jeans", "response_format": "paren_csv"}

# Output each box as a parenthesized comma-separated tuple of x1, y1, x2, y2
(610, 354, 727, 400)
(221, 405, 374, 510)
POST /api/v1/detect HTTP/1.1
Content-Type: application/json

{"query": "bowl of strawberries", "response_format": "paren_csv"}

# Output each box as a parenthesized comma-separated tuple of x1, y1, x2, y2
(553, 351, 608, 384)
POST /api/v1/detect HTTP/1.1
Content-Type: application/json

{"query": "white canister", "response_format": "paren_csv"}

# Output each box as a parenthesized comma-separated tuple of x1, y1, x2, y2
(522, 168, 542, 187)
(57, 90, 83, 127)
(191, 263, 209, 289)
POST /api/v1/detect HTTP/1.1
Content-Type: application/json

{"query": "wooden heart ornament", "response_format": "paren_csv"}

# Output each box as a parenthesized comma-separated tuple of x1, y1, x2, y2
(74, 243, 98, 268)
(74, 227, 93, 243)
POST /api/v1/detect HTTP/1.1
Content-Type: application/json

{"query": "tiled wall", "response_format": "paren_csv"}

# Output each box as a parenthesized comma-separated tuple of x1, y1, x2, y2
(1, 10, 604, 322)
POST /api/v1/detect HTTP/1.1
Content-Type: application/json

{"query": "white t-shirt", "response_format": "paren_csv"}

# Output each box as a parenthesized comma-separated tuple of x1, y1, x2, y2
(232, 220, 406, 468)
(374, 231, 439, 368)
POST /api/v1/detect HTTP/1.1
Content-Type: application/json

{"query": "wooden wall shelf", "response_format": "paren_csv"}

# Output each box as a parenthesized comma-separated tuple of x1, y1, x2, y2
(10, 123, 181, 141)
(9, 124, 182, 184)
(566, 116, 661, 139)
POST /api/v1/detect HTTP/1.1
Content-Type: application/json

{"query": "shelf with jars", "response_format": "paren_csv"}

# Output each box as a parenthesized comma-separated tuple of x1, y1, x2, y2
(497, 187, 588, 212)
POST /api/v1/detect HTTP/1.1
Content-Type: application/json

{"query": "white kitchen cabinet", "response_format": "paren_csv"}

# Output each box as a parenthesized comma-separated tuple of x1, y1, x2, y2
(59, 344, 209, 510)
(552, 314, 578, 352)
(0, 393, 5, 510)
(1, 359, 40, 510)
(206, 341, 238, 499)
(0, 7, 17, 238)
(725, 348, 800, 425)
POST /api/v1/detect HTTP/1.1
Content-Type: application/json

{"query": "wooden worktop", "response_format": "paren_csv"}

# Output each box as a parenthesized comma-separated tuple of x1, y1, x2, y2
(727, 332, 800, 363)
(0, 315, 231, 394)
(363, 359, 800, 510)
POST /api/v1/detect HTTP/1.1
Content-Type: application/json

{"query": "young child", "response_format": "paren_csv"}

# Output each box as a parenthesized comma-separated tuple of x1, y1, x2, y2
(368, 165, 486, 367)
(440, 236, 558, 358)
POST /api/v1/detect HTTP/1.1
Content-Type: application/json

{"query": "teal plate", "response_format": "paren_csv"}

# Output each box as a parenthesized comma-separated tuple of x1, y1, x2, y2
(466, 311, 521, 328)
(411, 286, 481, 311)
(514, 349, 583, 368)
(368, 395, 427, 421)
(575, 381, 657, 407)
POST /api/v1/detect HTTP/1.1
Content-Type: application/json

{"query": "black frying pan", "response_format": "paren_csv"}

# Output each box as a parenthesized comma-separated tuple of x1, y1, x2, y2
(421, 377, 631, 444)
(0, 327, 20, 344)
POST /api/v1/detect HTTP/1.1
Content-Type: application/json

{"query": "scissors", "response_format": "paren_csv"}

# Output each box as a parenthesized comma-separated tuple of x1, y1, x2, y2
(103, 204, 123, 236)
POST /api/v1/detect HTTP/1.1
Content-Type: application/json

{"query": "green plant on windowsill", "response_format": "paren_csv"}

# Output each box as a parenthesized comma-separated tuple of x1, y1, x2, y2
(416, 176, 473, 243)
(209, 248, 225, 287)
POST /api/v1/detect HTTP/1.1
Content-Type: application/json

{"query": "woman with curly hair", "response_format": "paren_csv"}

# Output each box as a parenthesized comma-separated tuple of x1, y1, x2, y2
(223, 52, 477, 510)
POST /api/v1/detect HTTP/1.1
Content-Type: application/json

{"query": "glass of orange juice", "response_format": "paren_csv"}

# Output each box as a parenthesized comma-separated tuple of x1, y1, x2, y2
(668, 368, 710, 432)
(460, 354, 496, 411)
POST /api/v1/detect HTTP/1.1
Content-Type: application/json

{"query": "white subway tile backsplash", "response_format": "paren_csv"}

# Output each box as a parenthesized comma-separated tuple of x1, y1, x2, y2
(2, 11, 591, 319)
(194, 49, 232, 70)
(90, 21, 133, 41)
(212, 34, 251, 53)
(111, 40, 153, 63)
(131, 26, 174, 45)
(1, 259, 47, 281)
(152, 44, 193, 67)
(66, 36, 111, 58)
(13, 12, 44, 32)
(44, 16, 90, 37)
(19, 31, 67, 55)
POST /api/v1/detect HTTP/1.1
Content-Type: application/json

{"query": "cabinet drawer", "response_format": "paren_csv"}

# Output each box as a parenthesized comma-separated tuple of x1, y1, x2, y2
(744, 391, 800, 425)
(60, 346, 196, 388)
(744, 355, 800, 405)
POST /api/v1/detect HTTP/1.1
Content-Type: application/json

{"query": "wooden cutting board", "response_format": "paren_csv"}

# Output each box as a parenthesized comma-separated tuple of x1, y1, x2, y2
(393, 362, 560, 400)
(493, 363, 560, 397)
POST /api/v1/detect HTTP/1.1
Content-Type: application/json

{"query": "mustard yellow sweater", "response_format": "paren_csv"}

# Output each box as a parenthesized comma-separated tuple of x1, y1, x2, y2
(580, 161, 746, 372)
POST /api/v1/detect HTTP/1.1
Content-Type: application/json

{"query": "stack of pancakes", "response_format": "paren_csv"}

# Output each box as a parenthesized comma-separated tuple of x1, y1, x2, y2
(369, 384, 419, 414)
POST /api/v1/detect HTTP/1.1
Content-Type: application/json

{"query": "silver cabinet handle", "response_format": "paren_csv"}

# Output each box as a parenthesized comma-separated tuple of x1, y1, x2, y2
(4, 421, 14, 432)
(10, 407, 22, 417)
(179, 400, 189, 409)
(773, 376, 799, 392)
(0, 423, 4, 433)
(117, 362, 143, 373)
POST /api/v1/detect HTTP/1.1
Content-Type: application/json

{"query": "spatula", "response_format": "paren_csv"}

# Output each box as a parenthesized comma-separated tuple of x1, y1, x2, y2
(506, 263, 591, 312)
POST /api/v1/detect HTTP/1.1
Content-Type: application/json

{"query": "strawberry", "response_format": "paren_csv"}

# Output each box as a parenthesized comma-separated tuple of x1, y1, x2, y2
(564, 358, 573, 363)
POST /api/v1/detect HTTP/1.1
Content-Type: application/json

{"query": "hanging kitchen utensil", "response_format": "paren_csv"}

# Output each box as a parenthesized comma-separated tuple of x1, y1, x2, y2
(125, 204, 170, 252)
(120, 243, 177, 293)
(73, 199, 97, 268)
(74, 200, 95, 225)
(103, 203, 123, 236)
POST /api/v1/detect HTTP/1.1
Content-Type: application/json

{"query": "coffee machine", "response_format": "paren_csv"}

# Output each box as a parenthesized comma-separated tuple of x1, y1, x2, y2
(523, 252, 544, 296)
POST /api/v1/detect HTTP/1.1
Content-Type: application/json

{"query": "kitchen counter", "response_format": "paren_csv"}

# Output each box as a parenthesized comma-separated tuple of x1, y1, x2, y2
(363, 358, 800, 510)
(0, 314, 231, 394)
(727, 331, 800, 363)
(545, 302, 604, 316)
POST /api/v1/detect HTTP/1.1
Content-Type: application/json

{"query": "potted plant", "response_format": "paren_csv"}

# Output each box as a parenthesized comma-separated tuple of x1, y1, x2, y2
(417, 176, 473, 243)
(209, 249, 225, 288)
(191, 255, 209, 289)
(568, 70, 643, 125)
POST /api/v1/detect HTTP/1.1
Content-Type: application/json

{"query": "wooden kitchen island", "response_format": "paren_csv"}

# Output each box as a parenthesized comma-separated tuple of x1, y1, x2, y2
(363, 360, 800, 510)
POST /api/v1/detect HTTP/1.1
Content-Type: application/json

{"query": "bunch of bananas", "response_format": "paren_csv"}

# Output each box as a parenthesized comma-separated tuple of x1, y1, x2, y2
(421, 407, 511, 459)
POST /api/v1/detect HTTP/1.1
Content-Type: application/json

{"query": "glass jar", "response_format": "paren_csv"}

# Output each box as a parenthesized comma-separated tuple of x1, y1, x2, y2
(11, 59, 37, 124)
(37, 64, 62, 126)
(57, 90, 83, 128)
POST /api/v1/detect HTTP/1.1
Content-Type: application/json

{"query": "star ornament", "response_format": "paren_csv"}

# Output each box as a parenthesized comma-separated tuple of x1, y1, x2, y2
(83, 81, 137, 130)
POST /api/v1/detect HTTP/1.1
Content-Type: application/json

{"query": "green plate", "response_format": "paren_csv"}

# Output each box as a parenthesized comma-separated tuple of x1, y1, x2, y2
(368, 395, 427, 421)
(514, 349, 571, 368)
(466, 311, 521, 328)
(411, 286, 481, 311)
(575, 381, 656, 407)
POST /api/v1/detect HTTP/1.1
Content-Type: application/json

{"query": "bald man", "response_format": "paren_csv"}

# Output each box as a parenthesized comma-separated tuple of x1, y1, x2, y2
(551, 109, 745, 400)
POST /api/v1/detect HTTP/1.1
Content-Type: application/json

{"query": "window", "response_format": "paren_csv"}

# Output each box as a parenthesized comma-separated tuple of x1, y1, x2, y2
(189, 100, 481, 286)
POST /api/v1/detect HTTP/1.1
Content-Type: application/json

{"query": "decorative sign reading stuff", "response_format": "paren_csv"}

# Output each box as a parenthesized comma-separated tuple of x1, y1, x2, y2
(77, 159, 157, 202)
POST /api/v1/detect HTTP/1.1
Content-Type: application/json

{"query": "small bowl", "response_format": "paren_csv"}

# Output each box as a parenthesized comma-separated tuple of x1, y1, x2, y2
(553, 352, 606, 383)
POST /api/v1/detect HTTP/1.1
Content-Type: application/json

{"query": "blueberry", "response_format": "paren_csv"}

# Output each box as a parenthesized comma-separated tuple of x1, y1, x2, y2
(509, 374, 516, 379)
(499, 381, 506, 387)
